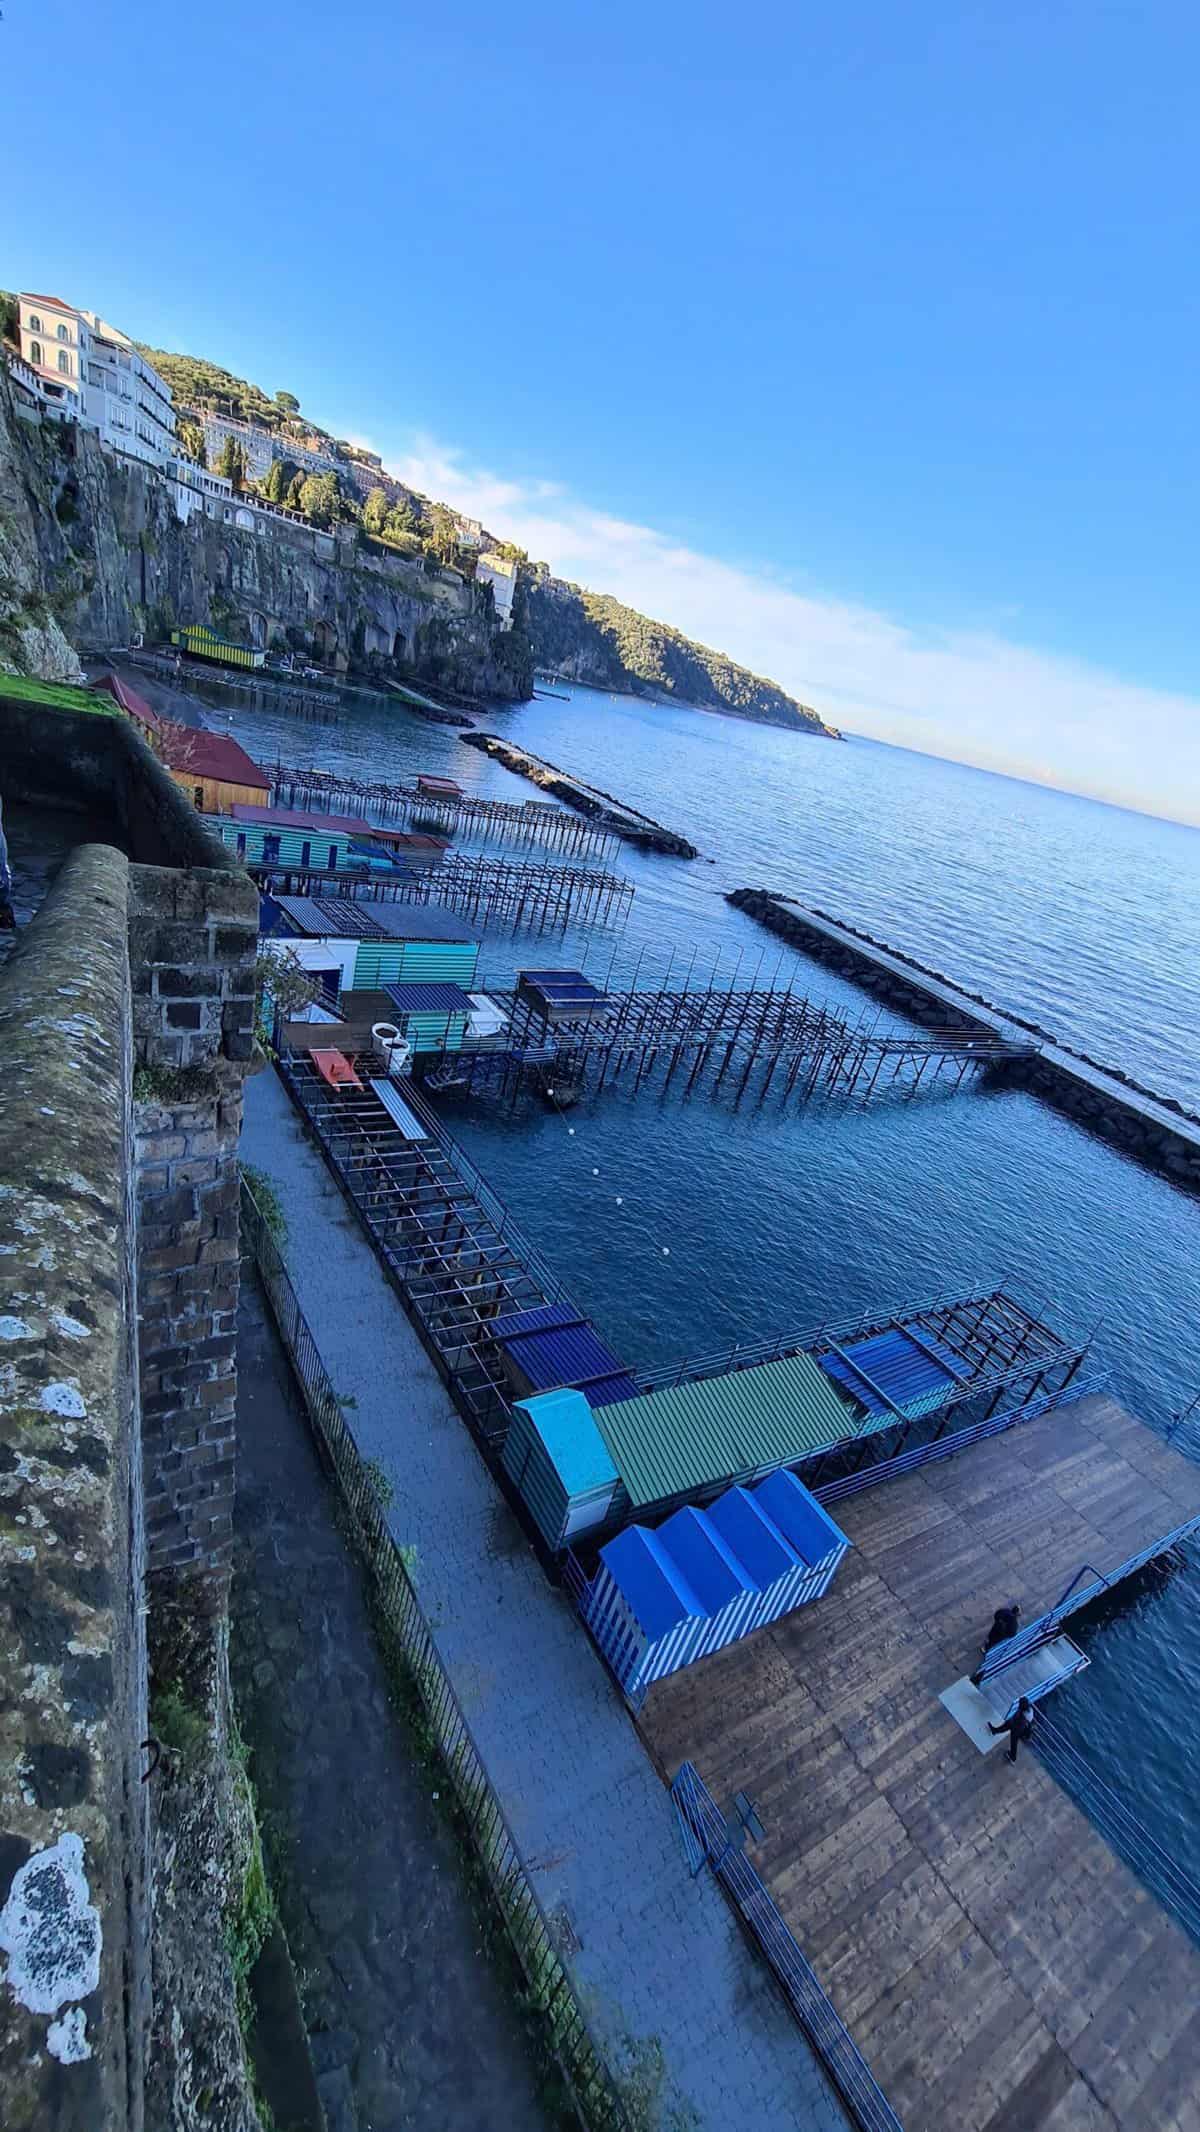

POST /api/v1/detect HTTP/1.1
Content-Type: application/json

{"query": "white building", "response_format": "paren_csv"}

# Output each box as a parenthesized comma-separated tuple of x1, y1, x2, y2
(18, 294, 177, 468)
(476, 551, 519, 629)
(456, 516, 484, 549)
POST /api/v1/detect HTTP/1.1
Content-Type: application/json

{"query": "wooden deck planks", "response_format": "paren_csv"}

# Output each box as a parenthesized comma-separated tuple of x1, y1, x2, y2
(640, 1394, 1200, 2132)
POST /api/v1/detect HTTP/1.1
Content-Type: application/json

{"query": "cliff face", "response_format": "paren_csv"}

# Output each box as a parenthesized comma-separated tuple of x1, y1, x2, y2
(0, 377, 530, 699)
(0, 372, 86, 680)
(525, 576, 838, 736)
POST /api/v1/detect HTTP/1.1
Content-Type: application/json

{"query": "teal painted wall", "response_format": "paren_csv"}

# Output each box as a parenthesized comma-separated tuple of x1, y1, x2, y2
(403, 1010, 468, 1054)
(214, 819, 397, 873)
(353, 940, 479, 989)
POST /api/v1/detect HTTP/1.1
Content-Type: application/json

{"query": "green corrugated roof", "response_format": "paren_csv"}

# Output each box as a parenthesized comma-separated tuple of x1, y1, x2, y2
(592, 1353, 859, 1508)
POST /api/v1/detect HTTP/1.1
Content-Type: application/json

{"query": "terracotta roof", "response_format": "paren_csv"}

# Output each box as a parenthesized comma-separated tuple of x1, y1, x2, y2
(21, 294, 75, 313)
(160, 725, 269, 787)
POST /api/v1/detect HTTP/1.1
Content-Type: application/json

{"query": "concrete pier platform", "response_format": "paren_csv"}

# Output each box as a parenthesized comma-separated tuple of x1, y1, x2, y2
(729, 889, 1200, 1196)
(641, 1394, 1200, 2131)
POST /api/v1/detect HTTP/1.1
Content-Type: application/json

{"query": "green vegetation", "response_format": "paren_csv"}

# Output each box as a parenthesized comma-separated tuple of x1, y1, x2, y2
(0, 672, 116, 714)
(526, 580, 833, 735)
(176, 414, 206, 465)
(364, 1457, 395, 1509)
(133, 1061, 214, 1105)
(241, 1163, 288, 1247)
(214, 434, 247, 489)
(150, 1683, 209, 1768)
(0, 289, 18, 346)
(137, 347, 324, 441)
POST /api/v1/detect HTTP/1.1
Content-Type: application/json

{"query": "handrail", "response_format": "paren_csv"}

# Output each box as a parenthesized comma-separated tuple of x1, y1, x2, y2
(671, 1762, 903, 2132)
(1034, 1712, 1200, 1950)
(976, 1517, 1200, 1682)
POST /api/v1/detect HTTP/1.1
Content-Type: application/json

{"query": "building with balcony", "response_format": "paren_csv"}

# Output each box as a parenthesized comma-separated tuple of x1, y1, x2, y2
(18, 294, 177, 468)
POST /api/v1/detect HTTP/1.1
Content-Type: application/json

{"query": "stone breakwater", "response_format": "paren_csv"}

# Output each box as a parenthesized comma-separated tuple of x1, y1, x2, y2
(729, 888, 1200, 1199)
(461, 731, 699, 856)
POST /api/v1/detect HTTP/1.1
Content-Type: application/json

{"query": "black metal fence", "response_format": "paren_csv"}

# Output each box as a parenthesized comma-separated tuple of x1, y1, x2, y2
(240, 1174, 636, 2131)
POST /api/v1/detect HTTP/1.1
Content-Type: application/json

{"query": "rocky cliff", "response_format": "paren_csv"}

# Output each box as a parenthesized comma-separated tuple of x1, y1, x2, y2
(525, 576, 838, 735)
(0, 370, 530, 698)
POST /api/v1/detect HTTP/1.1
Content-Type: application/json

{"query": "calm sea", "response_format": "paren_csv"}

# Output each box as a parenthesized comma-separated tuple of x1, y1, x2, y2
(168, 670, 1200, 1884)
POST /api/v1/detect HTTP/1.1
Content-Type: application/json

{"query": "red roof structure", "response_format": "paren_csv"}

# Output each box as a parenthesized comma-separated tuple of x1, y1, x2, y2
(231, 802, 376, 836)
(91, 673, 166, 733)
(159, 727, 268, 788)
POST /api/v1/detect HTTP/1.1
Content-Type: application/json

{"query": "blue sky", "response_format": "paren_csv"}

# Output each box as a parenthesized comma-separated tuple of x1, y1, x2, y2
(5, 1, 1200, 821)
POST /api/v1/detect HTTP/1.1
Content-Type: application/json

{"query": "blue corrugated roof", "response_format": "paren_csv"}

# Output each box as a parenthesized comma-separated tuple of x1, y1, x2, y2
(385, 980, 475, 1014)
(820, 1326, 958, 1417)
(518, 969, 607, 1005)
(656, 1505, 754, 1612)
(493, 1303, 639, 1406)
(513, 1389, 618, 1498)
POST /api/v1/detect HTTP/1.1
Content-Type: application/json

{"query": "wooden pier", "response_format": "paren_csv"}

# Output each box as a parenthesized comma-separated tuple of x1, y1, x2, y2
(442, 977, 1039, 1110)
(256, 852, 636, 933)
(642, 1392, 1200, 2132)
(271, 759, 619, 860)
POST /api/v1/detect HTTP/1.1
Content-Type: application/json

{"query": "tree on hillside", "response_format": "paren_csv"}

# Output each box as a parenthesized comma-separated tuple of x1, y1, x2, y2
(274, 390, 300, 414)
(427, 503, 462, 567)
(0, 290, 19, 346)
(384, 497, 418, 541)
(176, 416, 206, 467)
(214, 436, 246, 491)
(297, 471, 342, 528)
(362, 486, 389, 535)
(286, 471, 307, 510)
(262, 458, 296, 504)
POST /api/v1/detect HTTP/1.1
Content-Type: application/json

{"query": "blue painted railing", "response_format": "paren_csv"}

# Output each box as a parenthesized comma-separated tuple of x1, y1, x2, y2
(671, 1763, 904, 2132)
(1034, 1712, 1200, 1951)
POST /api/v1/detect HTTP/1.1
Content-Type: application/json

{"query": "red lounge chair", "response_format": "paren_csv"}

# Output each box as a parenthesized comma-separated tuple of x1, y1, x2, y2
(310, 1048, 363, 1093)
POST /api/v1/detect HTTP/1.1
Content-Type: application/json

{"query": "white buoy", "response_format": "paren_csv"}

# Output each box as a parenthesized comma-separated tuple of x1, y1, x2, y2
(592, 1167, 599, 1176)
(662, 1246, 670, 1256)
(616, 1196, 623, 1205)
(568, 1127, 575, 1136)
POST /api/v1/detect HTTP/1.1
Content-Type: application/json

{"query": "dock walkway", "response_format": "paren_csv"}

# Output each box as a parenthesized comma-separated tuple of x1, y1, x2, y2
(240, 1067, 847, 2132)
(641, 1393, 1200, 2132)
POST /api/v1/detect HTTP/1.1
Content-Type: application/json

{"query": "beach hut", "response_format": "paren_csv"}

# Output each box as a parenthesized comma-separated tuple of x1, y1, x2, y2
(500, 1388, 622, 1551)
(383, 979, 475, 1054)
(578, 1469, 849, 1706)
(263, 893, 480, 991)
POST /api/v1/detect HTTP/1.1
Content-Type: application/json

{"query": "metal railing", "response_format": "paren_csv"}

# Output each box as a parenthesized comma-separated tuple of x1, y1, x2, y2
(671, 1763, 903, 2132)
(1034, 1712, 1200, 1951)
(975, 1516, 1200, 1683)
(812, 1371, 1109, 1505)
(635, 1280, 1004, 1391)
(239, 1175, 636, 2131)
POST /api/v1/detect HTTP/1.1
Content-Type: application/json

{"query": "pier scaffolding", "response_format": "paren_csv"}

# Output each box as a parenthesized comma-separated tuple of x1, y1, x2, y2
(428, 971, 1040, 1111)
(257, 852, 635, 934)
(632, 1283, 1099, 1506)
(276, 1056, 571, 1452)
(271, 759, 619, 860)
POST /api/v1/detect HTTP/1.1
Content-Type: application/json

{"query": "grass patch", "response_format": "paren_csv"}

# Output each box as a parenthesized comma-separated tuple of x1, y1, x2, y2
(0, 672, 116, 715)
(241, 1164, 288, 1246)
(133, 1062, 214, 1106)
(150, 1683, 209, 1770)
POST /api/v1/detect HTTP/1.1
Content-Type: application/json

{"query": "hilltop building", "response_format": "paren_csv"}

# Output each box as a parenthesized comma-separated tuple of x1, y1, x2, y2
(477, 551, 518, 628)
(18, 295, 177, 468)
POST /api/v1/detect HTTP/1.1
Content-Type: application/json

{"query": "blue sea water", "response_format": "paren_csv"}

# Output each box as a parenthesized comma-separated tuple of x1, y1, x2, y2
(173, 670, 1200, 1886)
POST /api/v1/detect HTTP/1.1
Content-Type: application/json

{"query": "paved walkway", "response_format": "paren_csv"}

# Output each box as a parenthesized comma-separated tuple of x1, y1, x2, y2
(231, 1274, 554, 2132)
(242, 1067, 847, 2132)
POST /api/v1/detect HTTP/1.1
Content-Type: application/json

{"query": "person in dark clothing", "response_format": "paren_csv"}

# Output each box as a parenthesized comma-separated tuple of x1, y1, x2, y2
(989, 1697, 1035, 1764)
(970, 1601, 1020, 1684)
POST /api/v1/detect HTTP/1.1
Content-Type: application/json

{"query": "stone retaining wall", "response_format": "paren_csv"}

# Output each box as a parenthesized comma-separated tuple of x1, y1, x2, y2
(0, 844, 150, 2131)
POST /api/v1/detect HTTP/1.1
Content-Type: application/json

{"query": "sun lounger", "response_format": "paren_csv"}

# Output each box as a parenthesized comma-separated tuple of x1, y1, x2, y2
(310, 1047, 363, 1093)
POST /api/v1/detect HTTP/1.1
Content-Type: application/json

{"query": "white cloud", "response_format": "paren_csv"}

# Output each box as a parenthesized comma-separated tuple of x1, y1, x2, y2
(390, 434, 1200, 826)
